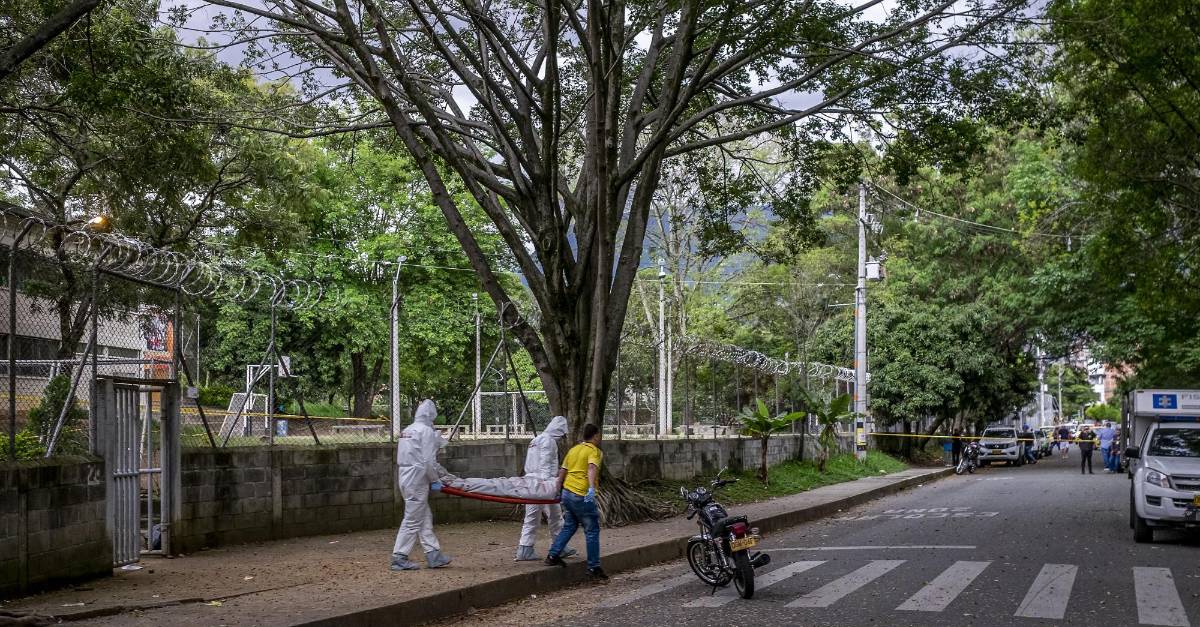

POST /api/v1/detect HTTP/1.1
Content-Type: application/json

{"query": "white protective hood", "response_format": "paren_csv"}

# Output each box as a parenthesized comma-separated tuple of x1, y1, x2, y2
(397, 399, 447, 485)
(523, 415, 569, 479)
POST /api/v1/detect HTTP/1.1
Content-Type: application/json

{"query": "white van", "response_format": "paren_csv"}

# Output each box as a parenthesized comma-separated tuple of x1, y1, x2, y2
(1124, 390, 1200, 543)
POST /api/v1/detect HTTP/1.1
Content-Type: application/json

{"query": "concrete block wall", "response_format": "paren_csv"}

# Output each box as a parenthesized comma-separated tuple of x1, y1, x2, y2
(174, 434, 821, 552)
(0, 457, 111, 599)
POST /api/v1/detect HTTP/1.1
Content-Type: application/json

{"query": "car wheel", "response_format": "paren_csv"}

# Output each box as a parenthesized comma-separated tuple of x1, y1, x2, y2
(1133, 513, 1153, 543)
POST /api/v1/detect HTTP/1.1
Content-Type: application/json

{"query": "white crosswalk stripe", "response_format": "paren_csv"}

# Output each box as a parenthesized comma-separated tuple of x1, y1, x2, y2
(786, 560, 906, 608)
(1014, 563, 1077, 620)
(683, 560, 826, 608)
(895, 560, 991, 612)
(605, 559, 1194, 622)
(1134, 567, 1191, 627)
(596, 572, 697, 608)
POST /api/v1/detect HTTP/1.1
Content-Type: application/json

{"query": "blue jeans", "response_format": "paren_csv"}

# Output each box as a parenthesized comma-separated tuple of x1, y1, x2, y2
(549, 489, 600, 569)
(1102, 446, 1117, 471)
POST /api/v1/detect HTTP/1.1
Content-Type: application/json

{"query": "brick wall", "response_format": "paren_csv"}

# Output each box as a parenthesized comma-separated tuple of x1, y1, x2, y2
(0, 457, 111, 599)
(174, 434, 818, 552)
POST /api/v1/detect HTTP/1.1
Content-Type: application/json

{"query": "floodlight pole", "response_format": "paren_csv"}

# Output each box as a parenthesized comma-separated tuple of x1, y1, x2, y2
(854, 182, 869, 462)
(390, 256, 406, 437)
(657, 258, 668, 437)
(472, 293, 482, 436)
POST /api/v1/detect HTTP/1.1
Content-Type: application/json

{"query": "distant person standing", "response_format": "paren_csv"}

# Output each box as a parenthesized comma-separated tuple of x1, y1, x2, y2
(1057, 424, 1071, 460)
(1020, 425, 1038, 464)
(1097, 421, 1118, 472)
(952, 430, 964, 467)
(1077, 425, 1098, 474)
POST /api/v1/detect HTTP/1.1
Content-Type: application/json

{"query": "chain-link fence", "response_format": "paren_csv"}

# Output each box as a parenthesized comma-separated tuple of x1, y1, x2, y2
(4, 206, 859, 458)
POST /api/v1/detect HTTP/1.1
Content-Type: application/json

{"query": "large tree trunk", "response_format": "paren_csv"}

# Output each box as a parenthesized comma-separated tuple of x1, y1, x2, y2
(349, 352, 384, 418)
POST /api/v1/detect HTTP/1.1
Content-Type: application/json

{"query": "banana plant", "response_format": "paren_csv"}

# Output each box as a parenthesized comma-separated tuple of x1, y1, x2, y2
(740, 399, 806, 484)
(797, 388, 855, 472)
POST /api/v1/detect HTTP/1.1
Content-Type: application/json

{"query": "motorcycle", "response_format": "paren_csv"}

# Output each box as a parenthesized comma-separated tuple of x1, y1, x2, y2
(680, 469, 770, 599)
(955, 440, 981, 475)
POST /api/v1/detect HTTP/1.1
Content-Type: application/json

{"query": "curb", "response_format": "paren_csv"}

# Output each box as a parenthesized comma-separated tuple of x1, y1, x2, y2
(300, 466, 954, 627)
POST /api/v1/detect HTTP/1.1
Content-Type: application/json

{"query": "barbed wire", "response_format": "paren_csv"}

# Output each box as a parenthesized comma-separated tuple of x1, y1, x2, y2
(628, 333, 862, 383)
(2, 208, 332, 310)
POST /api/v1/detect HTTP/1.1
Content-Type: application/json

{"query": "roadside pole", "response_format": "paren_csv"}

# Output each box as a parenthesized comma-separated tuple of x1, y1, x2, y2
(390, 256, 405, 437)
(472, 293, 482, 436)
(657, 259, 668, 437)
(854, 182, 869, 462)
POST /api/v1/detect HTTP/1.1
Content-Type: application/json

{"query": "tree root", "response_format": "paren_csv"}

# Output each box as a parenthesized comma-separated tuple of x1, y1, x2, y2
(596, 476, 675, 527)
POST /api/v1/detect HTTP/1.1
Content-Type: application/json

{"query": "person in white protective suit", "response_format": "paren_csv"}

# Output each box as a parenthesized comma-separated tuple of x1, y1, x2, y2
(515, 416, 576, 561)
(390, 399, 452, 570)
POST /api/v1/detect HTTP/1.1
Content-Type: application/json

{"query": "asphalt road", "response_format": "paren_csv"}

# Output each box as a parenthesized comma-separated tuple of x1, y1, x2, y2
(446, 449, 1200, 627)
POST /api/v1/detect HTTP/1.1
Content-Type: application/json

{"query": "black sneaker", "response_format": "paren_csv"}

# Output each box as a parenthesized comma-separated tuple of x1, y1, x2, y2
(544, 555, 566, 567)
(588, 567, 609, 581)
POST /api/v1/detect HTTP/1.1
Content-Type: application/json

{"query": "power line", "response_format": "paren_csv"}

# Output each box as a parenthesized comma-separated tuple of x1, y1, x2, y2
(867, 181, 1075, 241)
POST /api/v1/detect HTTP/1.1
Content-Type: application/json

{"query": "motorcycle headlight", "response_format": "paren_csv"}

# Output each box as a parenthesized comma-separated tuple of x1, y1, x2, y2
(1144, 470, 1170, 488)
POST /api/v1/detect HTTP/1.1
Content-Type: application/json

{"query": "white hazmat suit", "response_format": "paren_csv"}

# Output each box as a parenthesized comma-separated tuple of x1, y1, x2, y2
(391, 399, 452, 570)
(514, 416, 573, 561)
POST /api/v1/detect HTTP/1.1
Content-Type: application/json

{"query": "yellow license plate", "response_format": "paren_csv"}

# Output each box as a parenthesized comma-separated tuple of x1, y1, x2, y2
(729, 536, 757, 552)
(1193, 494, 1200, 507)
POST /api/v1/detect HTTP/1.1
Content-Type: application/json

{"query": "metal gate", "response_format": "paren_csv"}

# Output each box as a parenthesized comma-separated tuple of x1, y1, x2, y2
(94, 377, 181, 566)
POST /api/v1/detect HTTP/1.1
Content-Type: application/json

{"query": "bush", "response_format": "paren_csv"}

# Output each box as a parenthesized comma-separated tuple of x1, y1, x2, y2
(26, 374, 89, 456)
(198, 383, 236, 408)
(13, 429, 46, 460)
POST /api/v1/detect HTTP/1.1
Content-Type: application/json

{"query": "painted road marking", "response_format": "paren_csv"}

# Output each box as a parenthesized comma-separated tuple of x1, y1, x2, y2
(683, 561, 826, 608)
(833, 507, 999, 521)
(1014, 564, 1077, 619)
(775, 545, 975, 551)
(596, 572, 696, 608)
(1134, 567, 1191, 627)
(786, 560, 906, 608)
(896, 560, 990, 612)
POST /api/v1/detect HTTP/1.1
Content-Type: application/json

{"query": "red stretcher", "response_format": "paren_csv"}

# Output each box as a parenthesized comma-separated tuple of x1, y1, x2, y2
(438, 484, 561, 505)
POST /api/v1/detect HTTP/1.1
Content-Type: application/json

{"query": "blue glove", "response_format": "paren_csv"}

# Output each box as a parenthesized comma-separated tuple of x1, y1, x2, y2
(584, 487, 596, 504)
(430, 482, 444, 492)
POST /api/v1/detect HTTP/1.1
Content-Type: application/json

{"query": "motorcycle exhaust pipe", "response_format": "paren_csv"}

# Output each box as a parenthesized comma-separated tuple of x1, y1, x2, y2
(750, 552, 771, 568)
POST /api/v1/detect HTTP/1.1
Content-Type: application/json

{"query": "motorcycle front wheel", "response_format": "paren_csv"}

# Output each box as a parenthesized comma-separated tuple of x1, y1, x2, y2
(733, 550, 755, 599)
(687, 540, 731, 586)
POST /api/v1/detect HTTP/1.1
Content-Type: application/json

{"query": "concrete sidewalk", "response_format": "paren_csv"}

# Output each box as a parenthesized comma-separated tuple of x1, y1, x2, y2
(2, 466, 950, 626)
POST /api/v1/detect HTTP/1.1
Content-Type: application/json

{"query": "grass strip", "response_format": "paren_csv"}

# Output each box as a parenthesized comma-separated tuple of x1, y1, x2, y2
(642, 451, 908, 506)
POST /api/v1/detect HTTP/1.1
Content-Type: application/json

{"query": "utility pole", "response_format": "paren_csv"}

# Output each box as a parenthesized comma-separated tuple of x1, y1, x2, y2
(1036, 345, 1045, 427)
(1056, 364, 1064, 425)
(854, 182, 868, 462)
(472, 293, 482, 436)
(390, 256, 406, 437)
(657, 258, 669, 437)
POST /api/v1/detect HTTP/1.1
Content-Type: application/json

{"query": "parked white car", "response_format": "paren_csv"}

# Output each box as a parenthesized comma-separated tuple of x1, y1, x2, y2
(978, 427, 1025, 466)
(1126, 421, 1200, 542)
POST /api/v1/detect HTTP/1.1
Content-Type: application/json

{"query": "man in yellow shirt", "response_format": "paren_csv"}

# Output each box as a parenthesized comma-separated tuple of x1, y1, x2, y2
(544, 423, 606, 580)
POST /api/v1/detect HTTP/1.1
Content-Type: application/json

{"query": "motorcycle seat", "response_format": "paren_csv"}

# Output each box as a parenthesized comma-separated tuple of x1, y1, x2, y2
(711, 514, 748, 537)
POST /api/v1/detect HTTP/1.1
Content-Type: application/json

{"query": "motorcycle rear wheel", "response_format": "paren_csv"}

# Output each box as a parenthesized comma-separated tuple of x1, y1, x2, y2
(733, 550, 755, 599)
(687, 540, 731, 586)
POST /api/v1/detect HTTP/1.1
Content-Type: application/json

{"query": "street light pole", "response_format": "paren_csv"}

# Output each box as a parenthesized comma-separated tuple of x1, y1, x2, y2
(657, 258, 668, 437)
(472, 293, 482, 436)
(390, 255, 406, 437)
(1036, 345, 1045, 427)
(1056, 363, 1064, 424)
(854, 182, 869, 462)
